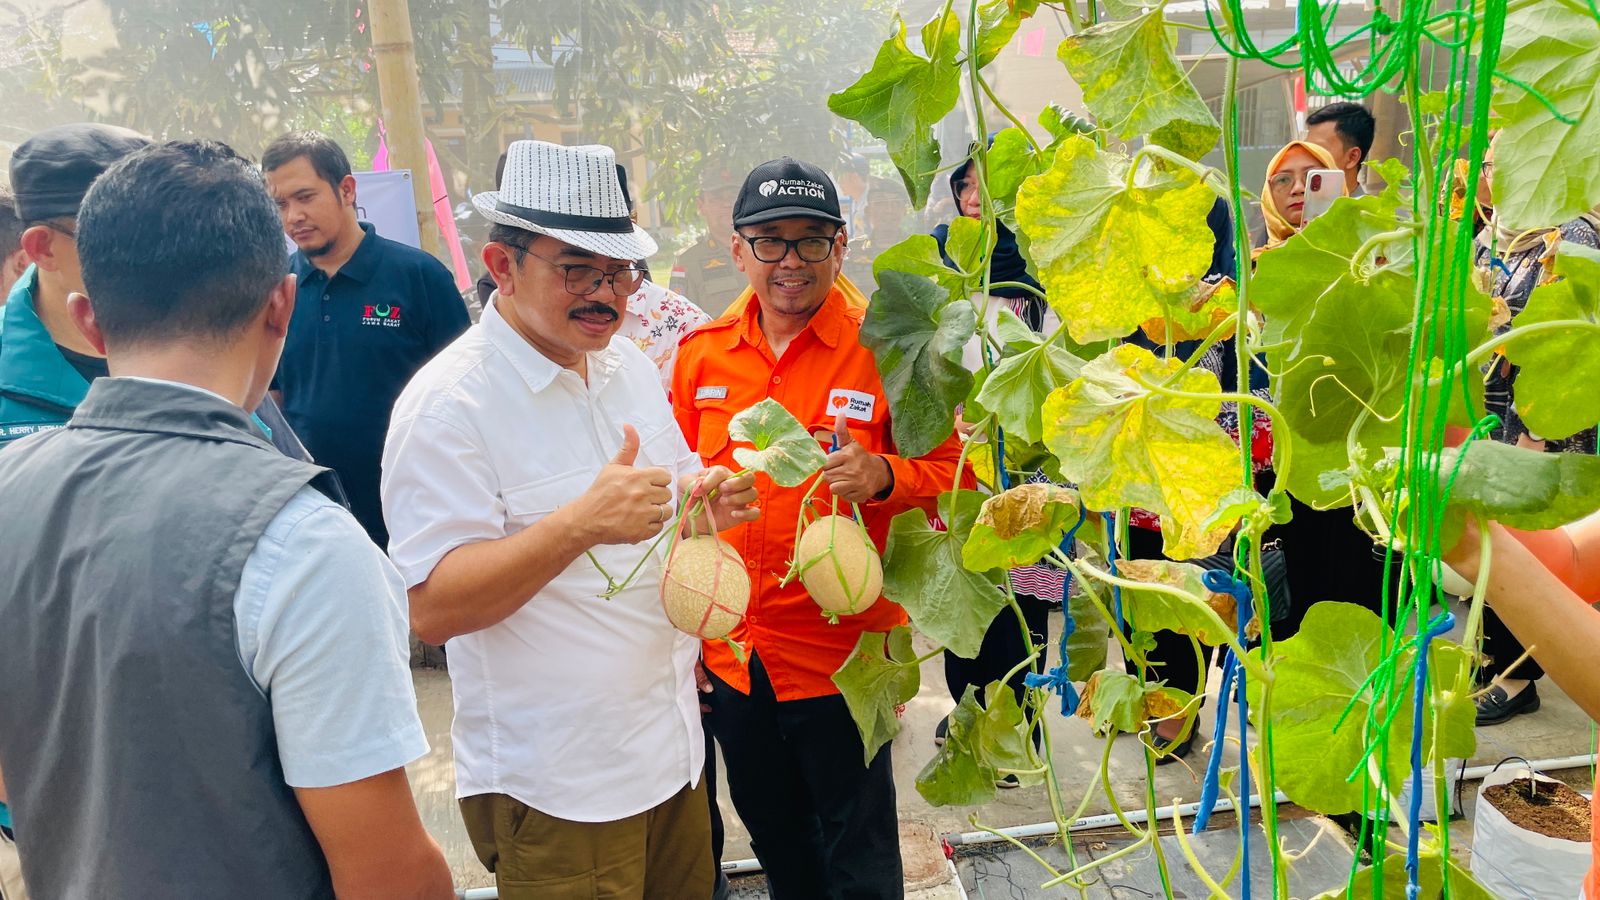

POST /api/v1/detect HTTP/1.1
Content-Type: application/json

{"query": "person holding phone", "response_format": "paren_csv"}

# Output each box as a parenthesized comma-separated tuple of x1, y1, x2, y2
(1258, 140, 1346, 255)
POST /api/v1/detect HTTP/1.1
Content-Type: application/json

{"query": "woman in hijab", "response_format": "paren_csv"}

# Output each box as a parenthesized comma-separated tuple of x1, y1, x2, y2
(1468, 134, 1600, 726)
(932, 149, 1057, 781)
(1259, 139, 1343, 254)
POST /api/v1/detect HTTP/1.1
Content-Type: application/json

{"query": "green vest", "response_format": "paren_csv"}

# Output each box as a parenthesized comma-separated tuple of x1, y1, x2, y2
(0, 268, 86, 449)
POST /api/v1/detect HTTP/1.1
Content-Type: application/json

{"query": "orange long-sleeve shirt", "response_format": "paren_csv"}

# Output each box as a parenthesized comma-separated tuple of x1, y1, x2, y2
(671, 285, 968, 700)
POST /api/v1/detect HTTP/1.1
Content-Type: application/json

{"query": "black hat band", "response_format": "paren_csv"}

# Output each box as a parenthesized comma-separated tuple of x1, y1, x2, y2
(495, 199, 634, 234)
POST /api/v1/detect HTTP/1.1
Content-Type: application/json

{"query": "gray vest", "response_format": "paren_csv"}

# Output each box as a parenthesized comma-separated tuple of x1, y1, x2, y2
(0, 378, 334, 899)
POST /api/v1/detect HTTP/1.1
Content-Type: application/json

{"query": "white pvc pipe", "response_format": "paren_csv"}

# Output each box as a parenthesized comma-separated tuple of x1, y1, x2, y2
(1459, 754, 1596, 782)
(945, 790, 1290, 846)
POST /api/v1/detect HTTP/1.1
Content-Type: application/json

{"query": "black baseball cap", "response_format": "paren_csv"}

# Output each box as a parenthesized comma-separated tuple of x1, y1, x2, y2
(10, 123, 151, 222)
(731, 157, 845, 229)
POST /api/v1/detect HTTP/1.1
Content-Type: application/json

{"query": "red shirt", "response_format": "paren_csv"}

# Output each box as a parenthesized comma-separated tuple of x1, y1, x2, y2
(671, 286, 967, 700)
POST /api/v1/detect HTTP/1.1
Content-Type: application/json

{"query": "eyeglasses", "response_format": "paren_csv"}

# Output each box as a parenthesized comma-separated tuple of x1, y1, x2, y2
(509, 242, 647, 297)
(738, 232, 839, 264)
(42, 221, 77, 239)
(1268, 172, 1306, 192)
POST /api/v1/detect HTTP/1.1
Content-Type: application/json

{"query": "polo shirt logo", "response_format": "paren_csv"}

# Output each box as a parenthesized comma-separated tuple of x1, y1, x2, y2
(827, 389, 874, 422)
(696, 386, 729, 401)
(361, 304, 403, 327)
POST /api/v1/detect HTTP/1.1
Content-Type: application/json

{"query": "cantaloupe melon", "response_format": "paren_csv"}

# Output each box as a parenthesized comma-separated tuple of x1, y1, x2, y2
(661, 535, 751, 639)
(796, 514, 882, 617)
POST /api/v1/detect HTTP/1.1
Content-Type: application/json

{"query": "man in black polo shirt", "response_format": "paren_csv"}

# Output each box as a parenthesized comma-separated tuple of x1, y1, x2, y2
(264, 131, 470, 547)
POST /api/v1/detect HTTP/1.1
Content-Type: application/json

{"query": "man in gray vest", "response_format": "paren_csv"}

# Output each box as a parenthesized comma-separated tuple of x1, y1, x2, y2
(0, 140, 454, 900)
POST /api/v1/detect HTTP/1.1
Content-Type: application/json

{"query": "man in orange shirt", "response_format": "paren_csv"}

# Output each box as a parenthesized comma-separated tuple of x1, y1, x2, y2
(672, 158, 965, 899)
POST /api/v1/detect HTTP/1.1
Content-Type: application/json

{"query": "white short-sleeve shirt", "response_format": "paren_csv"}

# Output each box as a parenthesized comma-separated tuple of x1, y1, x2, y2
(381, 302, 705, 823)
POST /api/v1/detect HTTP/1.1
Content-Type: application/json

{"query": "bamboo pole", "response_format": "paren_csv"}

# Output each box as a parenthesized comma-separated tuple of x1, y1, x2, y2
(368, 0, 439, 254)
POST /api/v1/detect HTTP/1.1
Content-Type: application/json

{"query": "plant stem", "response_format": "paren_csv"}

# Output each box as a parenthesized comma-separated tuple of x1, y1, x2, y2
(977, 73, 1042, 152)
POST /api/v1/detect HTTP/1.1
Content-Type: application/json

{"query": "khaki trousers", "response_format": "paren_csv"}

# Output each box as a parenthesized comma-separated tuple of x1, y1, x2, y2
(461, 778, 712, 900)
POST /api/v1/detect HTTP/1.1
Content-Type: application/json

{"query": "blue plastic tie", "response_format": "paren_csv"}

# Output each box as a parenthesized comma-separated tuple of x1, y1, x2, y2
(1024, 502, 1089, 717)
(1104, 512, 1124, 632)
(1191, 568, 1255, 900)
(1405, 611, 1457, 900)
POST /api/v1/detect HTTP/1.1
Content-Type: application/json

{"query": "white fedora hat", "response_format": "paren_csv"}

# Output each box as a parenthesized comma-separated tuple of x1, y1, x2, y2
(473, 140, 658, 261)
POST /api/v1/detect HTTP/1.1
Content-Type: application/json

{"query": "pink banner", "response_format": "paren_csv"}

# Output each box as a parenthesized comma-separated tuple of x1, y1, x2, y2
(374, 127, 471, 291)
(1021, 27, 1046, 58)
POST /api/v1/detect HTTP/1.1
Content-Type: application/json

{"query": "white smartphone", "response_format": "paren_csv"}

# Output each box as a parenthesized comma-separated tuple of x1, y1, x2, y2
(1302, 168, 1346, 224)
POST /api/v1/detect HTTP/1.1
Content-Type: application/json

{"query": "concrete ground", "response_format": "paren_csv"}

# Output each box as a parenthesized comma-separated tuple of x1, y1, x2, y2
(411, 597, 1594, 895)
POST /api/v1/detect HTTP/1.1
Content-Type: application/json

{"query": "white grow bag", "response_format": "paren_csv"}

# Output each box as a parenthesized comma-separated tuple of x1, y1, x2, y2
(1470, 766, 1589, 899)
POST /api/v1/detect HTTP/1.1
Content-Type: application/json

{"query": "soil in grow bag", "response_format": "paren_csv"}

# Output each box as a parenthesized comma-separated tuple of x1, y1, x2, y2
(1481, 777, 1590, 842)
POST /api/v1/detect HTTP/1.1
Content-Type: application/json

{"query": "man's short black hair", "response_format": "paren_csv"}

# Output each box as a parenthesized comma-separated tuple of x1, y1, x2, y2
(260, 130, 353, 194)
(77, 140, 288, 347)
(1306, 102, 1376, 164)
(0, 185, 22, 258)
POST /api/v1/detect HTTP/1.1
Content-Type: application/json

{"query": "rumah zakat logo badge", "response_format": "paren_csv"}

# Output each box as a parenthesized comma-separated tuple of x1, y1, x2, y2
(361, 304, 403, 327)
(766, 178, 827, 200)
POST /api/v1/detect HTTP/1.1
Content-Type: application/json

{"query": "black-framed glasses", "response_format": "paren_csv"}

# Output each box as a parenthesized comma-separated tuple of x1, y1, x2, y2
(738, 232, 840, 264)
(42, 220, 77, 239)
(511, 242, 647, 297)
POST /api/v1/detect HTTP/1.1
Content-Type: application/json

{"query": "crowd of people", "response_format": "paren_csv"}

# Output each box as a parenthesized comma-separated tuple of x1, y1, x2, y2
(0, 97, 1594, 900)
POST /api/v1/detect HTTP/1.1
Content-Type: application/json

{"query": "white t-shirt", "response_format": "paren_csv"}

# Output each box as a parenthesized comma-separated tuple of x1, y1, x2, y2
(381, 302, 705, 823)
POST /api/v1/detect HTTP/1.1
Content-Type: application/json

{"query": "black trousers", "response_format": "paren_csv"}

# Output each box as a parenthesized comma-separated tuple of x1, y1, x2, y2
(705, 654, 903, 900)
(1481, 606, 1545, 681)
(706, 727, 730, 899)
(943, 591, 1052, 708)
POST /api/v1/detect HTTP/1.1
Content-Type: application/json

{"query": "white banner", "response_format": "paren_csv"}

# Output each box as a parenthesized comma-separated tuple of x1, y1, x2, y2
(353, 169, 422, 249)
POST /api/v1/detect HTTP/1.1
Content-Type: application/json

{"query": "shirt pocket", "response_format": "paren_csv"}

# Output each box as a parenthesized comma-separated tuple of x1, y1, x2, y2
(501, 468, 591, 531)
(694, 409, 731, 462)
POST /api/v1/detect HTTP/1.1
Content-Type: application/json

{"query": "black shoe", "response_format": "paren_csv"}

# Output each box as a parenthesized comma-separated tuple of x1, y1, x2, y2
(1476, 682, 1540, 725)
(995, 773, 1021, 789)
(1152, 729, 1196, 766)
(934, 714, 949, 747)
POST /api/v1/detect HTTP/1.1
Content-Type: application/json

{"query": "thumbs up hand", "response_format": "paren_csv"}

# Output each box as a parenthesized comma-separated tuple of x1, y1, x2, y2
(578, 424, 675, 545)
(822, 410, 894, 504)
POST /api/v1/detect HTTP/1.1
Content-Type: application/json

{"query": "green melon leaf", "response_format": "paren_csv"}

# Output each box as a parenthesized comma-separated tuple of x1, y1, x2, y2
(1016, 135, 1216, 343)
(915, 681, 1036, 806)
(1057, 8, 1220, 160)
(872, 234, 970, 297)
(1491, 0, 1600, 231)
(963, 482, 1082, 571)
(1314, 850, 1495, 900)
(975, 0, 1022, 68)
(833, 626, 923, 765)
(974, 337, 1086, 445)
(884, 491, 1007, 659)
(729, 398, 830, 487)
(1066, 590, 1112, 681)
(1246, 602, 1468, 815)
(1438, 441, 1600, 531)
(861, 270, 977, 459)
(1499, 243, 1600, 440)
(827, 4, 963, 208)
(1252, 193, 1411, 356)
(1042, 343, 1239, 559)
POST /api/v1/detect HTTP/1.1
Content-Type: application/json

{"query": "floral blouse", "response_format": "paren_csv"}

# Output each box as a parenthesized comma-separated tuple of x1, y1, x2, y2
(620, 280, 712, 391)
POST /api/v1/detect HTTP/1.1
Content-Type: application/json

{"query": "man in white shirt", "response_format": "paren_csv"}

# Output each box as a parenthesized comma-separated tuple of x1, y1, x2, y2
(383, 140, 757, 900)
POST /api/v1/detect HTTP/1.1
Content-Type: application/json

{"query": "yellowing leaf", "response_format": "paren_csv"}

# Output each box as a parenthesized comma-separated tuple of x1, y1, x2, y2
(1057, 8, 1220, 160)
(1042, 344, 1238, 559)
(1016, 135, 1216, 343)
(963, 483, 1081, 571)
